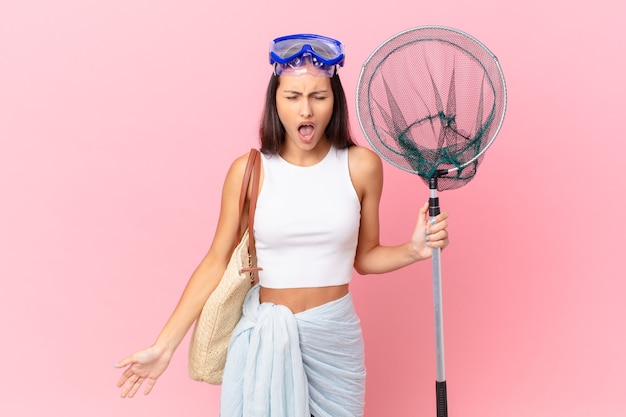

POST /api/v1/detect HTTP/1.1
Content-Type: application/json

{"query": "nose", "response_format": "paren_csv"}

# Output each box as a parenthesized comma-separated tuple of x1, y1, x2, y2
(300, 99, 313, 118)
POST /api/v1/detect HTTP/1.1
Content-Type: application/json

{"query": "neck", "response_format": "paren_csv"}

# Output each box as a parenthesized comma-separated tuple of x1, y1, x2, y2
(279, 140, 331, 167)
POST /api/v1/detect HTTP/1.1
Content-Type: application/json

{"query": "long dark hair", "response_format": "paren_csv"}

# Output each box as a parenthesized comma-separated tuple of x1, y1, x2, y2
(259, 73, 357, 155)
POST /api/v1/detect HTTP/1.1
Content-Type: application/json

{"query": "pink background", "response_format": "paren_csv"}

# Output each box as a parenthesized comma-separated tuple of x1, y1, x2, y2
(1, 1, 624, 416)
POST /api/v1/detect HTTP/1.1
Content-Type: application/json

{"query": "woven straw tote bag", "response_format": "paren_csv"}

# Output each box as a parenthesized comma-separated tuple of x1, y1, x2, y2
(188, 149, 261, 384)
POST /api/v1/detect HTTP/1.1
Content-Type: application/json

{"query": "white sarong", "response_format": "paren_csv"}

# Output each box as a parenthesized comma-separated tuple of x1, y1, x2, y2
(220, 285, 366, 417)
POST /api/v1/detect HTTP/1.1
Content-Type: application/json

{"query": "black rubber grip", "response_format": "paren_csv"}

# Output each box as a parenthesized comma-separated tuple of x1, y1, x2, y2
(429, 197, 440, 217)
(436, 380, 448, 417)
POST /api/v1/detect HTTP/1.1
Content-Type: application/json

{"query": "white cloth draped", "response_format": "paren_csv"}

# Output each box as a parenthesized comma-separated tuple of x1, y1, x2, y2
(220, 285, 366, 417)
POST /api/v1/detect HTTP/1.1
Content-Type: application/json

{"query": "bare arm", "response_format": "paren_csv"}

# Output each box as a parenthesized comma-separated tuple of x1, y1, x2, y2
(350, 146, 449, 275)
(115, 151, 253, 397)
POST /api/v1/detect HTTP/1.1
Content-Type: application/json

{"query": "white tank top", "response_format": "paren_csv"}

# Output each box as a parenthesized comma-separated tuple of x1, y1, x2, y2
(254, 147, 361, 289)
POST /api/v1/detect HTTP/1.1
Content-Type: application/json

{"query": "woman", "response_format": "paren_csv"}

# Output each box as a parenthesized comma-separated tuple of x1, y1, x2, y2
(115, 34, 449, 417)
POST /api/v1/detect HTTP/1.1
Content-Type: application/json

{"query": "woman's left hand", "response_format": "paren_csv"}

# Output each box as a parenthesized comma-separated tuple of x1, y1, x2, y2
(411, 201, 449, 260)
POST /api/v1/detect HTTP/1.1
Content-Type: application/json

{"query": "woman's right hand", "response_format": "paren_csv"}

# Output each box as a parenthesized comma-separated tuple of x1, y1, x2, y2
(112, 152, 252, 398)
(115, 345, 172, 398)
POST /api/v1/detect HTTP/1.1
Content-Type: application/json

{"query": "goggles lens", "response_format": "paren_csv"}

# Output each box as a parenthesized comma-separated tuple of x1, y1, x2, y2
(269, 34, 345, 67)
(273, 54, 336, 77)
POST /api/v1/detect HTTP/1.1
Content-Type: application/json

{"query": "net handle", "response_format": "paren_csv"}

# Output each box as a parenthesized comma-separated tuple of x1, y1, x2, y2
(429, 175, 448, 417)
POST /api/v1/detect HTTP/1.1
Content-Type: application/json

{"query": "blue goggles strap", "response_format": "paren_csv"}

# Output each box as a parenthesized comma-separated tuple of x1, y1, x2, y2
(269, 34, 345, 67)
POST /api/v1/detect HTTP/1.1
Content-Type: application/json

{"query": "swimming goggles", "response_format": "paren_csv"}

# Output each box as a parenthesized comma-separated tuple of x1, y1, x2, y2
(269, 34, 345, 77)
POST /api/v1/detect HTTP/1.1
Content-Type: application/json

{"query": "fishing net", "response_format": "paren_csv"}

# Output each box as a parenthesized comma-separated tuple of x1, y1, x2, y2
(356, 26, 507, 191)
(356, 26, 507, 417)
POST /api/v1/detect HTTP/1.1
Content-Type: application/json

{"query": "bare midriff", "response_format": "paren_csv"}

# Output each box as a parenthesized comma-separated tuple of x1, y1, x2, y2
(259, 284, 349, 314)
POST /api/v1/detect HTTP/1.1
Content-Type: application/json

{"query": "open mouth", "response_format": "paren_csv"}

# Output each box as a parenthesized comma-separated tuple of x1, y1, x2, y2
(298, 123, 315, 141)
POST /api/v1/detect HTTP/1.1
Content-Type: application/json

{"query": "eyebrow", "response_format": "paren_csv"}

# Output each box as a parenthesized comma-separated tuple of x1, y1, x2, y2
(281, 89, 330, 95)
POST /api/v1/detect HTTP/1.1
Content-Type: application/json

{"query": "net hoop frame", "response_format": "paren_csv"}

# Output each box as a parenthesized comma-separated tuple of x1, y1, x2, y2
(356, 25, 508, 177)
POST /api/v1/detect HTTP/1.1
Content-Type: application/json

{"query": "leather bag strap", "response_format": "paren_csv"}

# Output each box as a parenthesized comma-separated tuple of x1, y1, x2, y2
(237, 149, 262, 272)
(238, 149, 258, 221)
(247, 150, 261, 253)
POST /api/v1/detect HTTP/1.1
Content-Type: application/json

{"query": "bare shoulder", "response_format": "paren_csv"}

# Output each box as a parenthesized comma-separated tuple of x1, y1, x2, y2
(225, 150, 257, 183)
(348, 146, 382, 178)
(347, 146, 383, 199)
(230, 150, 255, 171)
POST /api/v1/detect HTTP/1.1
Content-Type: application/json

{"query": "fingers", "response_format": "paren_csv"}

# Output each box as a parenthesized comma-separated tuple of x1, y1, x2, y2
(418, 201, 429, 222)
(427, 212, 448, 233)
(425, 230, 448, 248)
(144, 378, 157, 395)
(126, 377, 144, 398)
(115, 355, 142, 397)
(115, 347, 165, 398)
(118, 368, 153, 398)
(430, 210, 448, 224)
(120, 376, 157, 398)
(419, 200, 429, 214)
(426, 211, 449, 248)
(120, 374, 143, 398)
(115, 360, 136, 387)
(116, 369, 130, 388)
(113, 355, 133, 369)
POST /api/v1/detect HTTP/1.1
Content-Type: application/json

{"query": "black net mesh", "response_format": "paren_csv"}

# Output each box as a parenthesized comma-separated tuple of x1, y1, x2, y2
(357, 26, 506, 191)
